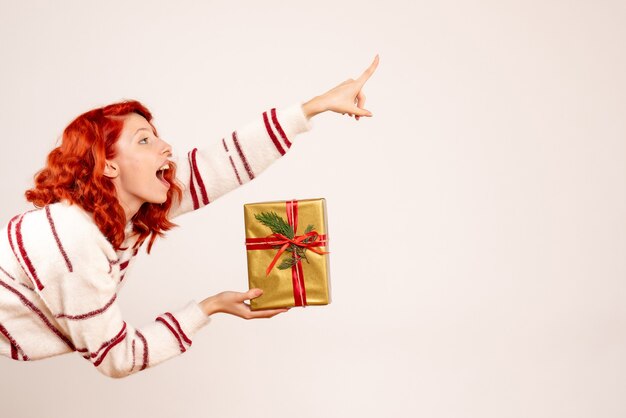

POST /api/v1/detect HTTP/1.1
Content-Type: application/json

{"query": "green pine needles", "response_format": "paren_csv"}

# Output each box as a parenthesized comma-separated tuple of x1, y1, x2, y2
(254, 211, 316, 270)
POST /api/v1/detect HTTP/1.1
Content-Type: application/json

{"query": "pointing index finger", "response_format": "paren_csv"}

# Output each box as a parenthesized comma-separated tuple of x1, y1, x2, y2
(357, 54, 380, 86)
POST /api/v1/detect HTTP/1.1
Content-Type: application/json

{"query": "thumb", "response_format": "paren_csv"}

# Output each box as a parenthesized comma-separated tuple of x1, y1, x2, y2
(351, 106, 373, 117)
(244, 288, 264, 300)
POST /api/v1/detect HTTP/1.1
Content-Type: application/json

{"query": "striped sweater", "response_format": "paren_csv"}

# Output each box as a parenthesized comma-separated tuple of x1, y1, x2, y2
(0, 104, 312, 378)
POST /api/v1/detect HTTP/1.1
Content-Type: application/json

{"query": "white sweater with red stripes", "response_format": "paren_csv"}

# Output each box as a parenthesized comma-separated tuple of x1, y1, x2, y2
(0, 104, 311, 378)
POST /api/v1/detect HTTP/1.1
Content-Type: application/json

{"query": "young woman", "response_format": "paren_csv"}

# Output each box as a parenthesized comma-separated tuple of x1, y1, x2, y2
(0, 56, 379, 378)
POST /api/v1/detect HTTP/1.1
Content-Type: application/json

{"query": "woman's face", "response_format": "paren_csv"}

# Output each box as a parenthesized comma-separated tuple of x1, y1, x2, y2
(104, 112, 173, 220)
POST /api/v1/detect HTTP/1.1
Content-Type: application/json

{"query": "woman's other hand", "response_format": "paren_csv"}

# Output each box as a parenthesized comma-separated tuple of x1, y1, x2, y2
(302, 54, 379, 121)
(199, 288, 288, 319)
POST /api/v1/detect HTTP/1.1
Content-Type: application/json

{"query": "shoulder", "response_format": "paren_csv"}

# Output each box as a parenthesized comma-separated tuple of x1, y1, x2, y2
(17, 201, 99, 240)
(15, 201, 117, 270)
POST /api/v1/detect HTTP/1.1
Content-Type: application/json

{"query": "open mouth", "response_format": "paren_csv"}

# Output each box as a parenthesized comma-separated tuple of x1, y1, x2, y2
(156, 163, 170, 188)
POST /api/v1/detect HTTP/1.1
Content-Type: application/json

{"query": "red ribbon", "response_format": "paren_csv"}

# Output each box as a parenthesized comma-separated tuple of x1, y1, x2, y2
(245, 200, 329, 306)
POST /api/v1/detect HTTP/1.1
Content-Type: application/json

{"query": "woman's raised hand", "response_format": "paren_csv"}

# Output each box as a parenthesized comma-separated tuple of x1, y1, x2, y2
(302, 54, 379, 121)
(199, 289, 288, 319)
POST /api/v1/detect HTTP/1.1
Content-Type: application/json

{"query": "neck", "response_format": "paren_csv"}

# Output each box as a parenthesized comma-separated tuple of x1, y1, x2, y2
(116, 195, 142, 225)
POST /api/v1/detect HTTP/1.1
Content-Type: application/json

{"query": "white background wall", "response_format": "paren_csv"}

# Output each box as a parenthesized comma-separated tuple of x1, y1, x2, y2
(1, 1, 625, 417)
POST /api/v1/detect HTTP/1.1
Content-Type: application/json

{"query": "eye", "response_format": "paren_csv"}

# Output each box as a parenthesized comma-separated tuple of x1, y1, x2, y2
(139, 137, 149, 144)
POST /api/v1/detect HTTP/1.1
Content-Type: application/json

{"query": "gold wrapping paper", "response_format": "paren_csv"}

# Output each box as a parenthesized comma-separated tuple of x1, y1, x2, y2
(244, 198, 331, 310)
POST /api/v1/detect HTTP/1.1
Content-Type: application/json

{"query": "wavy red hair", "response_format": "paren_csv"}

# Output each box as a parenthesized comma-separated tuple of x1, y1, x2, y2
(25, 100, 183, 253)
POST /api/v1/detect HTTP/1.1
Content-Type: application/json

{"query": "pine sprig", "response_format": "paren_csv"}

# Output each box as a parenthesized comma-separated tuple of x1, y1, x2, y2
(254, 211, 294, 239)
(255, 212, 318, 272)
(302, 224, 315, 244)
(277, 256, 299, 270)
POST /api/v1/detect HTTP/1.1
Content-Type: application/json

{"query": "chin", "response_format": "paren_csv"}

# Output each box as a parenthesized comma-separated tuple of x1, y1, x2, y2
(145, 193, 169, 206)
(155, 195, 169, 205)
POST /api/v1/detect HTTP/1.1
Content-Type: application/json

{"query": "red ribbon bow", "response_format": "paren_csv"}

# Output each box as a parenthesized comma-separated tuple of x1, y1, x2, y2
(245, 200, 329, 306)
(260, 231, 328, 276)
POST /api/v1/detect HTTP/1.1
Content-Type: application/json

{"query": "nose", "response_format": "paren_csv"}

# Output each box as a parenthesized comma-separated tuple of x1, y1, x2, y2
(160, 139, 173, 158)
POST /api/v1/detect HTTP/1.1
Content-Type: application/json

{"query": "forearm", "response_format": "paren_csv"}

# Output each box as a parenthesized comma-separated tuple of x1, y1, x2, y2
(167, 104, 313, 219)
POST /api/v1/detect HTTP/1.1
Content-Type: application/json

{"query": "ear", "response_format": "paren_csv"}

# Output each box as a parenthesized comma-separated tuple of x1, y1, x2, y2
(103, 160, 119, 179)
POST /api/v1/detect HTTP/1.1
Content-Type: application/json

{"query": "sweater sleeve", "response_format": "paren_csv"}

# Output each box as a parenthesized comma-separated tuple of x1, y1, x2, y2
(168, 103, 312, 219)
(15, 206, 210, 378)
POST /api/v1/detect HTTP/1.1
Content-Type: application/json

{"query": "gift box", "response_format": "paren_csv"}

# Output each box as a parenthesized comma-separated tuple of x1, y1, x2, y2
(244, 198, 331, 310)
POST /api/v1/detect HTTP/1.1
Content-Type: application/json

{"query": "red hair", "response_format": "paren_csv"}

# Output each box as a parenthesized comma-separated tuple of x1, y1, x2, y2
(25, 100, 183, 253)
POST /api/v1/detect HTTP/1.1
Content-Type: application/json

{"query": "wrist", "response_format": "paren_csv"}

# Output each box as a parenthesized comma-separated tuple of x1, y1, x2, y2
(199, 296, 221, 316)
(301, 96, 326, 120)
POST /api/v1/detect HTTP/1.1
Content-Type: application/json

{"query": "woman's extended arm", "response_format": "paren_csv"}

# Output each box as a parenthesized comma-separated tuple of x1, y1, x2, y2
(167, 55, 379, 220)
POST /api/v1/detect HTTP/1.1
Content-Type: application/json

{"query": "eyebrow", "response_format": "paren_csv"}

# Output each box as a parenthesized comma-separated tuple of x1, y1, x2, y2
(134, 127, 152, 136)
